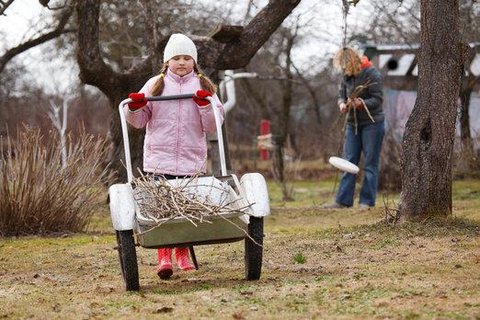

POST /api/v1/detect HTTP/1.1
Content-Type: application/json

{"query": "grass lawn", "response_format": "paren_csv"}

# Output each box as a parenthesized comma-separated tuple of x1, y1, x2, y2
(0, 178, 479, 319)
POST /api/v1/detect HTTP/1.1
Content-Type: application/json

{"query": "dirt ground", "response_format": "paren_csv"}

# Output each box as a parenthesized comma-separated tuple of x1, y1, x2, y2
(1, 180, 479, 319)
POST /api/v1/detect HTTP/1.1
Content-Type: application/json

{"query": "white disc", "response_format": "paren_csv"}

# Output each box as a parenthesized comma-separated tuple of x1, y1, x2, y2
(328, 156, 360, 174)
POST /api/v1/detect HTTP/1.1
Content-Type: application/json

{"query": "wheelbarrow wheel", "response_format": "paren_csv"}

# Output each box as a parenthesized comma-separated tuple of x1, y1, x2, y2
(244, 216, 264, 280)
(116, 230, 139, 291)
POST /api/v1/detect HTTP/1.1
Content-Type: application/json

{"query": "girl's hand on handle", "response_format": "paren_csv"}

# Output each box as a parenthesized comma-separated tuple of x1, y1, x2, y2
(128, 93, 147, 110)
(193, 89, 212, 107)
(338, 102, 348, 113)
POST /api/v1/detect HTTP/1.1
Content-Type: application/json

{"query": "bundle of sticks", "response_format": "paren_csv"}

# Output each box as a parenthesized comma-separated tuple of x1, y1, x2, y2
(347, 79, 376, 123)
(132, 174, 249, 227)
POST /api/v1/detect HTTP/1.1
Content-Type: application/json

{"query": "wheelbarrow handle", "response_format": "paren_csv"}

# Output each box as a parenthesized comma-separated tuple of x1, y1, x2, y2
(118, 94, 226, 183)
(146, 94, 194, 101)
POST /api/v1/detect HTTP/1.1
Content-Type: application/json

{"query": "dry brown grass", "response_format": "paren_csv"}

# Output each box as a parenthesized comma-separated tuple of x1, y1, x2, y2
(0, 127, 112, 236)
(0, 180, 479, 319)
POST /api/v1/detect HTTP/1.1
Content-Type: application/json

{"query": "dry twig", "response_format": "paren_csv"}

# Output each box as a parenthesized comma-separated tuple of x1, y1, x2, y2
(347, 80, 376, 124)
(132, 173, 249, 227)
(131, 173, 264, 246)
(383, 196, 400, 225)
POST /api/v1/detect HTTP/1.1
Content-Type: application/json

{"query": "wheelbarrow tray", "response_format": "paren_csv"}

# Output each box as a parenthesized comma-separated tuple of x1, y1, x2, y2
(135, 213, 248, 248)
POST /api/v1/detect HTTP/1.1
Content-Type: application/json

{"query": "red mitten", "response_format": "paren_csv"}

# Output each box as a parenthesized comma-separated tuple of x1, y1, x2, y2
(128, 92, 147, 110)
(193, 89, 212, 107)
(353, 98, 365, 111)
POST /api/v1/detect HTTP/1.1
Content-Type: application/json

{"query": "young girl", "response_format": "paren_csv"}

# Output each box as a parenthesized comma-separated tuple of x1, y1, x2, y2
(124, 33, 224, 279)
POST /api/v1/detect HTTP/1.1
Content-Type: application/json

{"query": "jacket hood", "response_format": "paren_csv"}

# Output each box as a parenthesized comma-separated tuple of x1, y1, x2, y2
(361, 56, 373, 69)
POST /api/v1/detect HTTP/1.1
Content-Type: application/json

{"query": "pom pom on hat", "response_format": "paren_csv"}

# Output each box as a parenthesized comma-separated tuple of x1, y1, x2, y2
(163, 33, 198, 63)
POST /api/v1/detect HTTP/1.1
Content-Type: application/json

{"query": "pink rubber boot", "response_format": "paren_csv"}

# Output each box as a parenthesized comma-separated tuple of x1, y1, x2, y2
(156, 248, 173, 279)
(174, 247, 195, 271)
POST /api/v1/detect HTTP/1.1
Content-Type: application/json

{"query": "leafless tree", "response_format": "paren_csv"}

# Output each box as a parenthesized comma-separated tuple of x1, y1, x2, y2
(230, 23, 301, 200)
(48, 98, 70, 169)
(366, 0, 420, 44)
(0, 3, 74, 74)
(74, 0, 301, 180)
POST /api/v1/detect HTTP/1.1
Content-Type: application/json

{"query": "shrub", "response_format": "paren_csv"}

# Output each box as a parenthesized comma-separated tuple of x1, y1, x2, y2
(0, 127, 113, 236)
(453, 139, 480, 179)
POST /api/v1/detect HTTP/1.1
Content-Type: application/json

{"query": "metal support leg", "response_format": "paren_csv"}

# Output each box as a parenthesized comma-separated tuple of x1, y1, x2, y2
(189, 246, 199, 270)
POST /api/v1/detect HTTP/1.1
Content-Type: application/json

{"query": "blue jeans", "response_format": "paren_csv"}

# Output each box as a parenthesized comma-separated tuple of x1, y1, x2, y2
(336, 121, 385, 207)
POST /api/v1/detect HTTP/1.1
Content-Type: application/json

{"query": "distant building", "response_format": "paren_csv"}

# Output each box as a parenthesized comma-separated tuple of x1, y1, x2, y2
(362, 43, 480, 150)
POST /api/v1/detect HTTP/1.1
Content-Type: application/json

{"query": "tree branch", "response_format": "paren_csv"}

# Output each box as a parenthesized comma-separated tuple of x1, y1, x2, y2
(76, 0, 155, 99)
(0, 0, 15, 16)
(75, 0, 302, 101)
(0, 5, 74, 73)
(207, 0, 302, 69)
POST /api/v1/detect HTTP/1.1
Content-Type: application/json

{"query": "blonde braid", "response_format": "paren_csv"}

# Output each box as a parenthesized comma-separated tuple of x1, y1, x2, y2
(194, 65, 217, 94)
(151, 63, 169, 96)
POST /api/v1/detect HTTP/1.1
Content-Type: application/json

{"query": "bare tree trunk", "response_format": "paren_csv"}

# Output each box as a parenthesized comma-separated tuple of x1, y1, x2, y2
(399, 0, 461, 221)
(271, 84, 291, 190)
(289, 132, 300, 159)
(292, 63, 322, 125)
(271, 135, 285, 182)
(271, 29, 295, 201)
(459, 76, 476, 155)
(460, 88, 472, 150)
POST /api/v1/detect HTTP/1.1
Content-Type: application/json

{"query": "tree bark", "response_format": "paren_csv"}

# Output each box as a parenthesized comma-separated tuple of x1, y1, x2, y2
(399, 0, 461, 221)
(459, 76, 476, 155)
(460, 86, 472, 151)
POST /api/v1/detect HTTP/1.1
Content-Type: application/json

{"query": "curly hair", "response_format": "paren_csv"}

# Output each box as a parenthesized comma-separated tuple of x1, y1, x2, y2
(150, 63, 217, 96)
(333, 47, 362, 77)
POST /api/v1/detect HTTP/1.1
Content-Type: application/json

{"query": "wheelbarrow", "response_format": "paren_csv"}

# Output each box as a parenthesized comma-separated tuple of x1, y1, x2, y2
(108, 94, 270, 291)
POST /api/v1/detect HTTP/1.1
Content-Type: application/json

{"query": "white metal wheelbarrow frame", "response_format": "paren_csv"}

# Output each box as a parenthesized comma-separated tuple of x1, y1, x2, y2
(109, 94, 270, 291)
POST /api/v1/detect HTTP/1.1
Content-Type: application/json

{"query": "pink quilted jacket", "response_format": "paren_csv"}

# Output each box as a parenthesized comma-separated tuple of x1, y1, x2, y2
(124, 70, 224, 176)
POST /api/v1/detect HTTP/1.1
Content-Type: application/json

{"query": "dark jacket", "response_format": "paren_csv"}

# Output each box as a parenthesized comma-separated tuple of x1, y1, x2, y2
(338, 67, 384, 126)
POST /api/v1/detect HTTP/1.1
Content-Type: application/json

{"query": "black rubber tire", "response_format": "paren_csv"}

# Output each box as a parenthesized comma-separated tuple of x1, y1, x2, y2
(244, 216, 264, 280)
(116, 230, 140, 291)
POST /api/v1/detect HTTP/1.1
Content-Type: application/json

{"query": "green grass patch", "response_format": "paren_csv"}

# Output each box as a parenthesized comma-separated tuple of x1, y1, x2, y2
(293, 252, 307, 264)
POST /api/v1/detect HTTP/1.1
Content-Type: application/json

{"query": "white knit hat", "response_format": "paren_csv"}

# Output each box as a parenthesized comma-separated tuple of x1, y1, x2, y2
(163, 33, 198, 63)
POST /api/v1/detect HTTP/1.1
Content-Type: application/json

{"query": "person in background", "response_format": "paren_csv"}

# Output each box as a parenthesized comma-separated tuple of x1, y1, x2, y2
(324, 47, 384, 209)
(125, 33, 224, 279)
